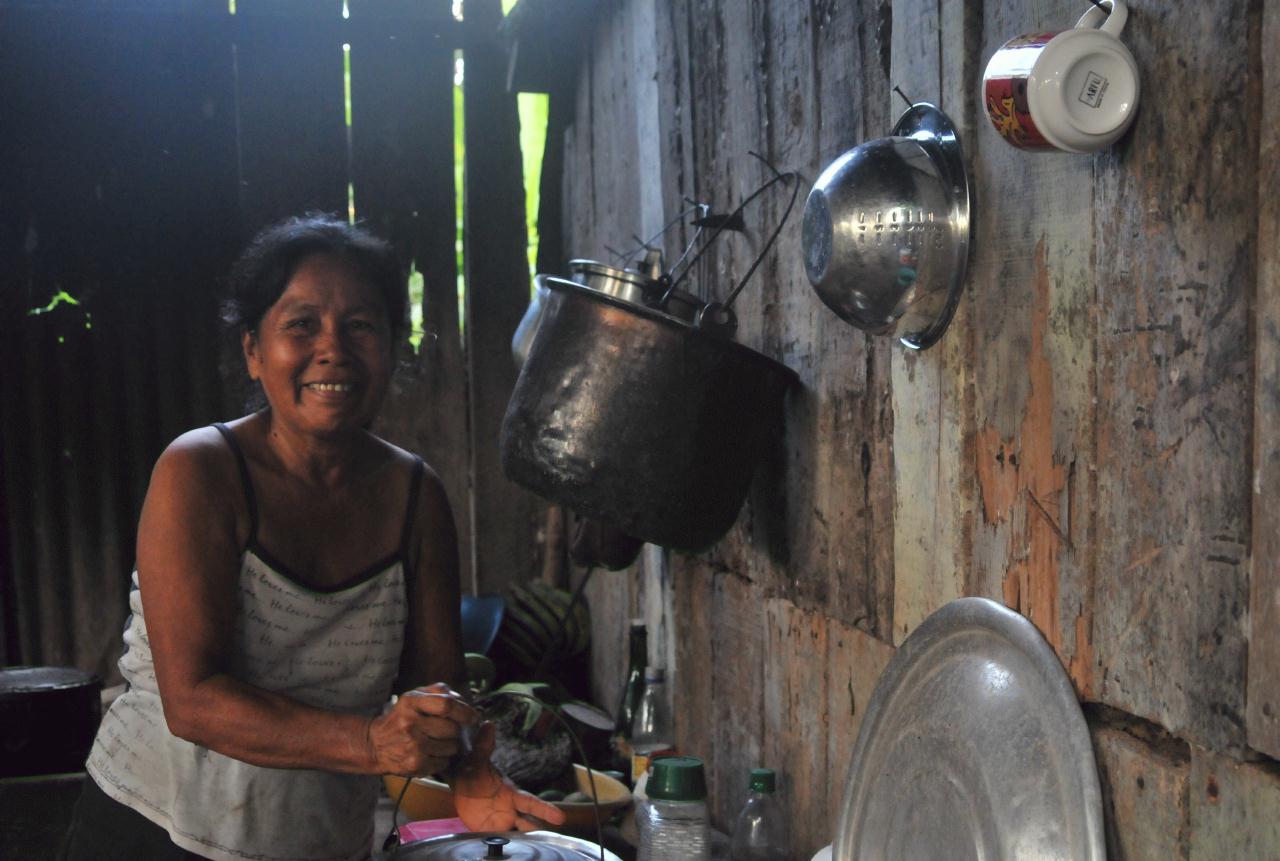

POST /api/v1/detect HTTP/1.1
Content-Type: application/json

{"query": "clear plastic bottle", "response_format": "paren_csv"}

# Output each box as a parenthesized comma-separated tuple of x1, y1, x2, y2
(637, 755, 709, 861)
(729, 768, 789, 861)
(629, 666, 673, 785)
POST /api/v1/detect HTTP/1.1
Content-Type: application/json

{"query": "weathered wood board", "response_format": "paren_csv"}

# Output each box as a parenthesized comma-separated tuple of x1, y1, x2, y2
(966, 0, 1098, 697)
(889, 0, 973, 647)
(1189, 748, 1280, 859)
(1248, 0, 1280, 762)
(825, 617, 895, 834)
(762, 599, 830, 859)
(1091, 0, 1254, 754)
(233, 0, 348, 232)
(1091, 724, 1191, 860)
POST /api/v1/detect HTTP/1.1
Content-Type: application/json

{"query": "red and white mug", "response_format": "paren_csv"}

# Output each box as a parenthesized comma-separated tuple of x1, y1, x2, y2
(982, 0, 1139, 153)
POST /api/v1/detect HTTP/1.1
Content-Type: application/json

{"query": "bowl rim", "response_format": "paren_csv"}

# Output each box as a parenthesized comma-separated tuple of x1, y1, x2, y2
(888, 102, 972, 350)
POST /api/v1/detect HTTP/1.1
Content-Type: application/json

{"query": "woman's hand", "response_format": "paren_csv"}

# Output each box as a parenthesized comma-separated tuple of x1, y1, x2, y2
(369, 683, 478, 777)
(451, 722, 568, 833)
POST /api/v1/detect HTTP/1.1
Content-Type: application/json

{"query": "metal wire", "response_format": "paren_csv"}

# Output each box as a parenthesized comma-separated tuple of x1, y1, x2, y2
(477, 689, 609, 861)
(382, 773, 414, 854)
(606, 200, 710, 271)
(664, 161, 800, 309)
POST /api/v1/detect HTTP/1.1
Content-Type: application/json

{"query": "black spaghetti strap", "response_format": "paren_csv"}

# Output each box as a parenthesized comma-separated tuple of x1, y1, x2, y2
(212, 423, 259, 545)
(399, 456, 426, 561)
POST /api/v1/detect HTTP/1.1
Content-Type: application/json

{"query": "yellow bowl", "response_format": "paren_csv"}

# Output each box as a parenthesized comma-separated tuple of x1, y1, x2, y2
(383, 764, 632, 832)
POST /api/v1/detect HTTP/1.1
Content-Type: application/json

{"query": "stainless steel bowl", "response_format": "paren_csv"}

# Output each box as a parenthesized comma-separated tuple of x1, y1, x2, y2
(801, 103, 971, 350)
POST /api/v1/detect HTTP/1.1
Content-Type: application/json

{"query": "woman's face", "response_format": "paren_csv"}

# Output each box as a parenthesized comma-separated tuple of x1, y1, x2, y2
(242, 253, 394, 439)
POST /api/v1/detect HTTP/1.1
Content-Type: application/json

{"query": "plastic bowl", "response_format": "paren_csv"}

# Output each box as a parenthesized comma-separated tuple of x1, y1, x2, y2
(382, 763, 632, 833)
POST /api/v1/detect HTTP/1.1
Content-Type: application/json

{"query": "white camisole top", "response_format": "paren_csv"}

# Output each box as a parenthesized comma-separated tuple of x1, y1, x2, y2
(87, 424, 422, 861)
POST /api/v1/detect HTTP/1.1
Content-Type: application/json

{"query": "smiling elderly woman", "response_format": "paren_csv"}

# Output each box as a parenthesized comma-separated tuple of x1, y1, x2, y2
(61, 215, 562, 861)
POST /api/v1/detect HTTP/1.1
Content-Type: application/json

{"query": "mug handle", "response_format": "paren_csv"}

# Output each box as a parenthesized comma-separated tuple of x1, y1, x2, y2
(1076, 0, 1127, 37)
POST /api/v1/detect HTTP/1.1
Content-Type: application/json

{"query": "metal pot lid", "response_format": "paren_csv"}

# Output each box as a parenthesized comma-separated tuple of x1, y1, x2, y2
(393, 831, 621, 861)
(833, 598, 1104, 861)
(567, 259, 654, 288)
(802, 102, 971, 350)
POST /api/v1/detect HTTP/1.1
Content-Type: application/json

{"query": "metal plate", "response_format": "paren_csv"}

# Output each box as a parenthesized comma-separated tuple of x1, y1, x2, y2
(833, 598, 1104, 861)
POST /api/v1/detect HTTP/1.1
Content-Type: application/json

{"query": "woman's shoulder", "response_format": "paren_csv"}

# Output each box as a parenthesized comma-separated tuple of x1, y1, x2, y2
(158, 424, 236, 465)
(365, 437, 452, 535)
(366, 434, 444, 489)
(148, 424, 246, 502)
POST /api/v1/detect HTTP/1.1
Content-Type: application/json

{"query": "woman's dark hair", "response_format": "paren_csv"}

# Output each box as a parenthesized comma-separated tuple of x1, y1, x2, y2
(221, 213, 407, 343)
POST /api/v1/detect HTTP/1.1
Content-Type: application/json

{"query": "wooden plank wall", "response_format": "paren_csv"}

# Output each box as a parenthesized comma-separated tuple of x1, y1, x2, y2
(559, 0, 1280, 855)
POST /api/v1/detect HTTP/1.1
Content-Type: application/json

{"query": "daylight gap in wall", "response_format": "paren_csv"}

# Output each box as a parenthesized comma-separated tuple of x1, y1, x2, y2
(343, 42, 355, 225)
(454, 51, 466, 336)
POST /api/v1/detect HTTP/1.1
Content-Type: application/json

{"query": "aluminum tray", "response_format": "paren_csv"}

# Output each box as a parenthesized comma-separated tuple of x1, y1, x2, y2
(833, 598, 1105, 861)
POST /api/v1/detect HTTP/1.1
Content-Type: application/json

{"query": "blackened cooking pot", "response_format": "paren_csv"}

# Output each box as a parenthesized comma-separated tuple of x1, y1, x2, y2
(0, 666, 102, 777)
(499, 276, 796, 552)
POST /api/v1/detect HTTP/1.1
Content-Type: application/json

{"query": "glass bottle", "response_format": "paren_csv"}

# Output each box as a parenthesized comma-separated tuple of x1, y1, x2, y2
(729, 768, 789, 861)
(629, 666, 673, 785)
(613, 621, 647, 739)
(637, 755, 709, 861)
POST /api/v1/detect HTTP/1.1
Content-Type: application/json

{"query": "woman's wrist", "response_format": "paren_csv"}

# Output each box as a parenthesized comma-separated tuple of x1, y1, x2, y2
(360, 715, 381, 774)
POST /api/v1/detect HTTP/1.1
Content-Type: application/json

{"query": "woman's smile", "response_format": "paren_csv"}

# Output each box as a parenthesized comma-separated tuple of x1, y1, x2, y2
(244, 252, 394, 437)
(300, 380, 360, 399)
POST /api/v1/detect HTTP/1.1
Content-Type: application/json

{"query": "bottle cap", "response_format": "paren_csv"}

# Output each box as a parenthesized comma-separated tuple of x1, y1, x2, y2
(749, 767, 776, 793)
(643, 666, 665, 683)
(647, 755, 707, 801)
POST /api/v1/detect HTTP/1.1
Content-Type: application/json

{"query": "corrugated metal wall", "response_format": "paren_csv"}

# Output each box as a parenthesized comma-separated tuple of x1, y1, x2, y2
(0, 0, 471, 682)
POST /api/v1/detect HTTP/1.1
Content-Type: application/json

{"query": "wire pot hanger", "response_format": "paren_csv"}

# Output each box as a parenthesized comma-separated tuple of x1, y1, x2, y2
(598, 154, 799, 337)
(660, 152, 798, 317)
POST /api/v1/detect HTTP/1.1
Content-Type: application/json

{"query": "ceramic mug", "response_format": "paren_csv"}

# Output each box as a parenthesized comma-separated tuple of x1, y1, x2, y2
(982, 0, 1139, 153)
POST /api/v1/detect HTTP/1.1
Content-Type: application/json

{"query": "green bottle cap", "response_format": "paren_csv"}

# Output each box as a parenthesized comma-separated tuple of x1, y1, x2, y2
(749, 768, 776, 793)
(647, 756, 707, 801)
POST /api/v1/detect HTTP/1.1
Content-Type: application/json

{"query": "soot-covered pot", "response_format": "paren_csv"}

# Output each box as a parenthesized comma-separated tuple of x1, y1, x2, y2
(500, 276, 795, 552)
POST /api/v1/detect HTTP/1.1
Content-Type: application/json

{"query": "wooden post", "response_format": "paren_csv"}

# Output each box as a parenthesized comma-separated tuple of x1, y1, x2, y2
(462, 0, 541, 595)
(348, 0, 473, 592)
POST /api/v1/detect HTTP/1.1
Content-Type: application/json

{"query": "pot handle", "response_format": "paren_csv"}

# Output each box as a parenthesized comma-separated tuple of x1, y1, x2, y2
(694, 301, 738, 338)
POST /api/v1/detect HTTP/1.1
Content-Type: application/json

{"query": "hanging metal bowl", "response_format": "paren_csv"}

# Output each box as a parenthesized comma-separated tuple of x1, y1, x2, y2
(801, 102, 972, 350)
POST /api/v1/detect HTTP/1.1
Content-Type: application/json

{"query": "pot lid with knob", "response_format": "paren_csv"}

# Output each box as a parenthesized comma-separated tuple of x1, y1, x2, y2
(391, 832, 622, 861)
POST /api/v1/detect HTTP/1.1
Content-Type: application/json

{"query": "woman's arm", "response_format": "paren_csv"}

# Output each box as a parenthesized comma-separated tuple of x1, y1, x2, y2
(397, 460, 466, 694)
(400, 462, 565, 831)
(139, 430, 473, 776)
